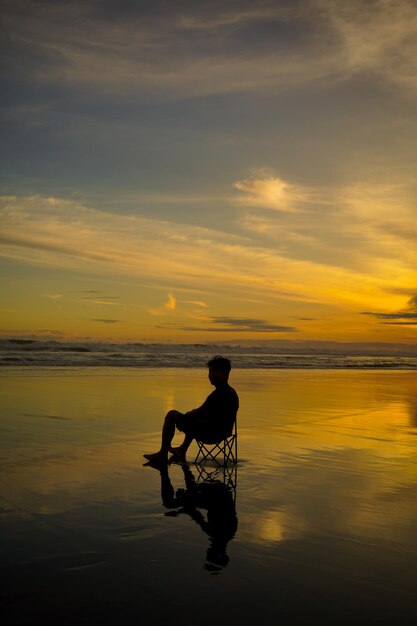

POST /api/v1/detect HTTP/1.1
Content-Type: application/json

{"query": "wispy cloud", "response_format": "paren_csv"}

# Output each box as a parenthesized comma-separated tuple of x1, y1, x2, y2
(3, 0, 417, 104)
(362, 294, 417, 325)
(236, 173, 417, 279)
(0, 328, 67, 340)
(158, 317, 298, 333)
(88, 319, 123, 324)
(186, 300, 208, 308)
(177, 4, 293, 31)
(409, 295, 417, 309)
(0, 194, 310, 304)
(1, 1, 416, 344)
(83, 296, 120, 300)
(320, 0, 417, 90)
(210, 317, 297, 333)
(0, 190, 415, 323)
(83, 296, 121, 306)
(364, 312, 417, 320)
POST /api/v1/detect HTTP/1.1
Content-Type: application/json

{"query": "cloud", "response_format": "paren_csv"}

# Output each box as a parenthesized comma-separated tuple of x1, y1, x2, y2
(211, 317, 297, 332)
(186, 300, 208, 308)
(165, 293, 176, 310)
(236, 174, 417, 278)
(379, 321, 417, 326)
(2, 1, 312, 97)
(149, 292, 177, 316)
(320, 0, 417, 90)
(88, 319, 122, 324)
(363, 313, 417, 320)
(158, 317, 297, 333)
(3, 0, 417, 103)
(148, 308, 167, 318)
(177, 4, 292, 31)
(83, 296, 121, 306)
(362, 293, 417, 325)
(0, 194, 314, 304)
(1, 190, 415, 329)
(233, 174, 314, 212)
(0, 328, 67, 340)
(408, 295, 417, 310)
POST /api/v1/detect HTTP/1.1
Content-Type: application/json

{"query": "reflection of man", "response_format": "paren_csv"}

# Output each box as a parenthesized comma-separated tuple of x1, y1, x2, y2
(144, 356, 239, 464)
(156, 462, 238, 573)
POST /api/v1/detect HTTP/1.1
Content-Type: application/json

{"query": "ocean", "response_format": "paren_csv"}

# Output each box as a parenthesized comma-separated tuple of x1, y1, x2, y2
(1, 339, 417, 369)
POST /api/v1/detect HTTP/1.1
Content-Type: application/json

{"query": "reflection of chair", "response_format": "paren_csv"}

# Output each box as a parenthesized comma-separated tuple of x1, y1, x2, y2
(194, 419, 238, 468)
(195, 461, 237, 496)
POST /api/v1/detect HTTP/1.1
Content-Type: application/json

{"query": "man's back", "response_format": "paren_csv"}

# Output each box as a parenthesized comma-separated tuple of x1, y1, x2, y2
(195, 383, 239, 442)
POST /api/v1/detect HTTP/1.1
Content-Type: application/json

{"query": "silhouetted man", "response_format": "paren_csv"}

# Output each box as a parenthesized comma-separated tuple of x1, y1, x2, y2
(144, 356, 239, 464)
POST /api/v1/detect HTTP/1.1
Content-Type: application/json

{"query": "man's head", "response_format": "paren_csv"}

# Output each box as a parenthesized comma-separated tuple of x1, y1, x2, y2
(207, 355, 231, 386)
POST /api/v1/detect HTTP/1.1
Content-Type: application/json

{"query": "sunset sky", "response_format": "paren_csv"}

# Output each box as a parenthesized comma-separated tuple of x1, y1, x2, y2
(1, 0, 416, 344)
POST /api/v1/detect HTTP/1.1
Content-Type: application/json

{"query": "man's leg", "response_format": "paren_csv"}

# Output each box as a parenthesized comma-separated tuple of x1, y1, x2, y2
(170, 433, 193, 462)
(144, 410, 183, 462)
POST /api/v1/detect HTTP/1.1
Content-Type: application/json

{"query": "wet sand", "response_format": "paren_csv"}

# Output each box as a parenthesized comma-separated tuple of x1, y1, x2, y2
(1, 368, 417, 625)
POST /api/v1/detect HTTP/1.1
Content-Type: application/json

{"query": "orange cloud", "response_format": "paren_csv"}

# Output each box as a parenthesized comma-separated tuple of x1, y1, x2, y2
(233, 175, 313, 212)
(165, 293, 176, 310)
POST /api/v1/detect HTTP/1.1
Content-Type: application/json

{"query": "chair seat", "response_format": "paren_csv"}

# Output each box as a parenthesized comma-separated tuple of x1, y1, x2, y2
(194, 426, 237, 467)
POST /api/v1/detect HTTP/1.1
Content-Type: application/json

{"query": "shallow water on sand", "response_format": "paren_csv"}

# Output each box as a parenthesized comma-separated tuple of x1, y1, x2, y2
(1, 368, 417, 625)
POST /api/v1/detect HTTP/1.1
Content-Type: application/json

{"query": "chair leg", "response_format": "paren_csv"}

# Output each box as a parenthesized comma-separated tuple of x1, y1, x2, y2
(194, 435, 238, 467)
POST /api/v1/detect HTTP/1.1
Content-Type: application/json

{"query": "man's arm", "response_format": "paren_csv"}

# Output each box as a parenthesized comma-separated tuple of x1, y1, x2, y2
(184, 406, 209, 423)
(184, 397, 210, 420)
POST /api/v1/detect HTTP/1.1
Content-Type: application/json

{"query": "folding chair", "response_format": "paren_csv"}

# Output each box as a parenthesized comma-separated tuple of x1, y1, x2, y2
(194, 419, 238, 468)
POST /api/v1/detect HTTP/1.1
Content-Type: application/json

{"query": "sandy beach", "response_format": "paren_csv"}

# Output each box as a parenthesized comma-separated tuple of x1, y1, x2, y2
(2, 367, 417, 625)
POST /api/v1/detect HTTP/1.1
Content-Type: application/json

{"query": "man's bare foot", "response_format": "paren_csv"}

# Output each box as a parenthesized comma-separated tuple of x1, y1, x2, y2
(143, 451, 168, 464)
(169, 447, 187, 463)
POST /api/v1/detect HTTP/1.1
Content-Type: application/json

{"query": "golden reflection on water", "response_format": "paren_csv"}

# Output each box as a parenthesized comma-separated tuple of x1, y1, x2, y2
(249, 508, 303, 544)
(3, 368, 417, 625)
(1, 368, 417, 548)
(236, 372, 417, 551)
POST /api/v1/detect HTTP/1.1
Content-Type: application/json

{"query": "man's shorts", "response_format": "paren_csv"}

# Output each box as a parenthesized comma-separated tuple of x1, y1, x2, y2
(176, 412, 203, 438)
(176, 412, 223, 444)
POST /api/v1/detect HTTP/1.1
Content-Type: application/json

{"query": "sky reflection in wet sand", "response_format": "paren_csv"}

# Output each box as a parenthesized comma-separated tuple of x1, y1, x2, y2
(1, 368, 417, 625)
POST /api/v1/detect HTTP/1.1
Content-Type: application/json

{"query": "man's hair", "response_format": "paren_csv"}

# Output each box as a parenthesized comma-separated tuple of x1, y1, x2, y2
(207, 355, 231, 373)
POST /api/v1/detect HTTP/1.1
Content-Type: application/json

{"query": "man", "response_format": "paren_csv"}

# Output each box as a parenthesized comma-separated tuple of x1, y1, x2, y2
(144, 356, 239, 464)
